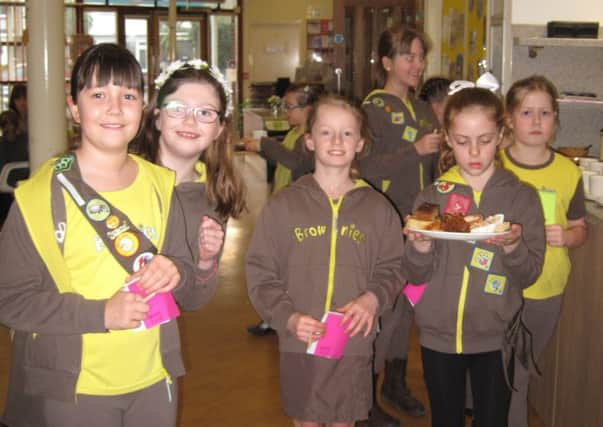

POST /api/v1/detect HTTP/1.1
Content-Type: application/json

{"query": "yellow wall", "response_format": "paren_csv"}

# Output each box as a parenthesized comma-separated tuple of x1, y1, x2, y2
(242, 0, 333, 99)
(440, 0, 487, 80)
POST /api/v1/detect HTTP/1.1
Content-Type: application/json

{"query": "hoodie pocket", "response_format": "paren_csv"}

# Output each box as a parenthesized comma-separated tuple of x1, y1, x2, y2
(24, 333, 80, 374)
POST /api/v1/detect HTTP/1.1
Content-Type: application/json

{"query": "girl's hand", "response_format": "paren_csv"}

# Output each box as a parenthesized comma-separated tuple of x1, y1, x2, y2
(403, 221, 433, 253)
(287, 312, 325, 344)
(242, 136, 260, 152)
(545, 224, 565, 247)
(197, 215, 224, 270)
(104, 290, 149, 330)
(414, 132, 443, 156)
(485, 223, 522, 253)
(336, 291, 379, 338)
(127, 254, 180, 298)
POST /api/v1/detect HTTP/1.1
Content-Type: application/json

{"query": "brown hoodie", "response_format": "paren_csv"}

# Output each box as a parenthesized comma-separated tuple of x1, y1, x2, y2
(359, 90, 440, 219)
(404, 167, 546, 355)
(0, 158, 207, 426)
(246, 175, 405, 356)
(259, 135, 314, 182)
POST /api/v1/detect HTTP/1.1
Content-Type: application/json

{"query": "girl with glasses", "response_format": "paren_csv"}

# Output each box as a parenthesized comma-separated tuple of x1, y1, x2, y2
(243, 83, 322, 194)
(134, 61, 246, 297)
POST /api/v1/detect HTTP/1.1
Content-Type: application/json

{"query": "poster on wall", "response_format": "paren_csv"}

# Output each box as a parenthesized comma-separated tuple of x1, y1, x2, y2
(450, 10, 465, 47)
(441, 55, 450, 76)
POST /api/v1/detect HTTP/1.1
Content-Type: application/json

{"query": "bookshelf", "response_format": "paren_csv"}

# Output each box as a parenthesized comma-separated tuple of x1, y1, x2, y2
(306, 19, 334, 64)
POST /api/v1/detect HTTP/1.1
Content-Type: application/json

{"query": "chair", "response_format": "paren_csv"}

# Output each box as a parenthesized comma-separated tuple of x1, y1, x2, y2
(0, 161, 29, 193)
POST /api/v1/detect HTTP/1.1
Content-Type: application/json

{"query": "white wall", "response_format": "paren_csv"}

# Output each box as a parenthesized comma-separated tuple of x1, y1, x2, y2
(512, 0, 603, 25)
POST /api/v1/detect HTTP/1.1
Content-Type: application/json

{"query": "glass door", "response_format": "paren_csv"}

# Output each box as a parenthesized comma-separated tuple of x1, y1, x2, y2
(334, 0, 424, 100)
(125, 16, 149, 98)
(157, 17, 205, 70)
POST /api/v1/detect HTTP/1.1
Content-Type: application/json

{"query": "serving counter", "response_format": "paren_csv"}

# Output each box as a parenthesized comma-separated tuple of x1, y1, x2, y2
(529, 201, 603, 426)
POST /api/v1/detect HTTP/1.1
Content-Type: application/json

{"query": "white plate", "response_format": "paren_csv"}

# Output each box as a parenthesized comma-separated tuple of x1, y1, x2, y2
(407, 228, 510, 241)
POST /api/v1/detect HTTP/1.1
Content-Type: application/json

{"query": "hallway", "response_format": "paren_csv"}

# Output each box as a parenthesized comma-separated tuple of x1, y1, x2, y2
(0, 153, 545, 426)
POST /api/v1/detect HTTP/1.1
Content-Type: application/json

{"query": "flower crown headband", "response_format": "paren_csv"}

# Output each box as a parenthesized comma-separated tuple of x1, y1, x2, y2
(154, 58, 234, 117)
(448, 72, 500, 95)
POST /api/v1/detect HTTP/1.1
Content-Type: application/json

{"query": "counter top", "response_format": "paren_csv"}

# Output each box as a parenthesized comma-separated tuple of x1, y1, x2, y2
(514, 36, 603, 48)
(586, 200, 603, 222)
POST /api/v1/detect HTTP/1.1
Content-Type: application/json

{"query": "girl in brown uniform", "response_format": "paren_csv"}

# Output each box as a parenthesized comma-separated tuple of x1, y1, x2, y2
(246, 95, 405, 427)
(405, 87, 546, 427)
(359, 25, 443, 424)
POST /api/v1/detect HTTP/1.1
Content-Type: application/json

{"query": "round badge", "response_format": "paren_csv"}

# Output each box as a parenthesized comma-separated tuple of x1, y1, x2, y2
(105, 215, 120, 230)
(114, 232, 139, 257)
(86, 199, 111, 222)
(435, 181, 455, 194)
(133, 252, 154, 272)
(372, 97, 384, 107)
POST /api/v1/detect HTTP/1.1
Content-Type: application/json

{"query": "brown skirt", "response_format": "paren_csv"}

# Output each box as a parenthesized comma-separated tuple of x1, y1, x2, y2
(279, 352, 372, 423)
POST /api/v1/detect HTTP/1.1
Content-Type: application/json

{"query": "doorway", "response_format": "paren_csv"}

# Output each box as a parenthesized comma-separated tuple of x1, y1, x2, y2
(332, 0, 425, 100)
(81, 8, 207, 100)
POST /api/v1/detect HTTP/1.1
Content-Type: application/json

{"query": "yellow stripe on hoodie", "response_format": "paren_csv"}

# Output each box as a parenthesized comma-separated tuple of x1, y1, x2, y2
(456, 267, 470, 353)
(323, 180, 370, 312)
(439, 166, 477, 354)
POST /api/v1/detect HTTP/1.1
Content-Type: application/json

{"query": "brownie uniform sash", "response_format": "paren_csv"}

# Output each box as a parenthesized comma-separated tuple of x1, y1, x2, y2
(52, 153, 157, 274)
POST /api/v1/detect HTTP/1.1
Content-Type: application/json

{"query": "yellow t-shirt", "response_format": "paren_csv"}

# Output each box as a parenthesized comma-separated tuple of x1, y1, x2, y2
(272, 127, 302, 193)
(65, 162, 165, 395)
(500, 149, 583, 299)
(195, 160, 207, 183)
(439, 166, 482, 205)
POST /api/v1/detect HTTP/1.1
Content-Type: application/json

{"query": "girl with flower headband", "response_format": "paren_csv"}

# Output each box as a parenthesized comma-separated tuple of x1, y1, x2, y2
(134, 59, 246, 287)
(404, 86, 546, 427)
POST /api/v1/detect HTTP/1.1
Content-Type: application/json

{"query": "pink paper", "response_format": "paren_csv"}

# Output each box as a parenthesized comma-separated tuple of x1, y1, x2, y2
(124, 279, 180, 330)
(306, 311, 350, 360)
(403, 283, 427, 307)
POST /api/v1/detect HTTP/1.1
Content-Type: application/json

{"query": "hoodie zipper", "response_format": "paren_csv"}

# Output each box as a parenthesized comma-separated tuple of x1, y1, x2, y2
(324, 196, 344, 312)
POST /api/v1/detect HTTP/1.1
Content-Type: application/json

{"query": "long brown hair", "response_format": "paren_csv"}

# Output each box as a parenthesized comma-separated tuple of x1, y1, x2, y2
(439, 87, 505, 173)
(133, 65, 246, 219)
(305, 94, 370, 179)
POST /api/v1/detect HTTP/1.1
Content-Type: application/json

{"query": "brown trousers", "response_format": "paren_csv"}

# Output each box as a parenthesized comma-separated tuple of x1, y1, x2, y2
(373, 294, 414, 372)
(42, 378, 178, 427)
(507, 295, 563, 427)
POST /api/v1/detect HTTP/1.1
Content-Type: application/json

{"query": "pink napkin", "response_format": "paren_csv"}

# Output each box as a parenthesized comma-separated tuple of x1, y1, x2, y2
(403, 283, 427, 307)
(124, 279, 180, 330)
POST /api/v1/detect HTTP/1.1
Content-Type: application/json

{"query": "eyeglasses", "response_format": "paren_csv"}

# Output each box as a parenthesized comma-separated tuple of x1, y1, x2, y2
(281, 103, 303, 111)
(162, 101, 221, 124)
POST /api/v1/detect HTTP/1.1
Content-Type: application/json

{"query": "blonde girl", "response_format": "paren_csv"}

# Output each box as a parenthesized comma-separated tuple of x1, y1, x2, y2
(247, 95, 405, 427)
(501, 75, 587, 427)
(243, 83, 321, 336)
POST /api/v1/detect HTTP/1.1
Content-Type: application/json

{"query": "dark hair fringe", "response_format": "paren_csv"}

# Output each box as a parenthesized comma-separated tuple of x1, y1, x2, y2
(70, 43, 144, 102)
